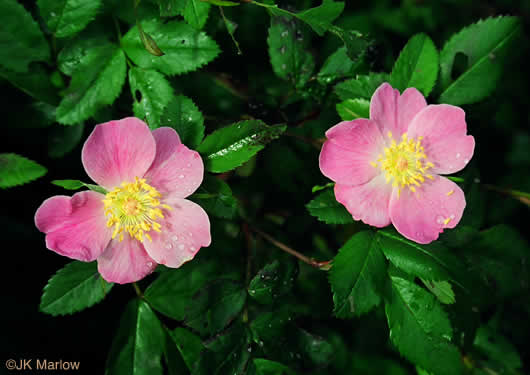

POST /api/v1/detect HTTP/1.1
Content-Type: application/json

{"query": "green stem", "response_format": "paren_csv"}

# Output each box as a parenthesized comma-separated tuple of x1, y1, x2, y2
(132, 282, 144, 298)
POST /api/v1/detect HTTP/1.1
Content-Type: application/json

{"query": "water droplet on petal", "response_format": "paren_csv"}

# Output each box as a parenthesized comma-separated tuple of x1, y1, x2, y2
(179, 174, 184, 179)
(188, 232, 193, 237)
(464, 159, 469, 163)
(171, 235, 178, 241)
(436, 215, 445, 224)
(178, 244, 185, 250)
(186, 163, 191, 167)
(450, 214, 455, 219)
(147, 261, 153, 267)
(165, 243, 173, 249)
(189, 246, 194, 251)
(456, 153, 461, 158)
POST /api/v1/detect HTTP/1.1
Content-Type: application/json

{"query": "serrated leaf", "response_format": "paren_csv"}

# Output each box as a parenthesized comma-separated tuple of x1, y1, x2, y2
(185, 279, 246, 336)
(421, 279, 455, 305)
(336, 98, 370, 120)
(328, 26, 372, 62)
(48, 123, 85, 158)
(58, 36, 107, 76)
(39, 261, 113, 316)
(160, 95, 205, 149)
(317, 46, 358, 84)
(0, 153, 47, 189)
(197, 120, 286, 173)
(56, 44, 126, 125)
(386, 276, 464, 375)
(168, 327, 204, 371)
(329, 231, 386, 317)
(37, 0, 102, 38)
(295, 0, 344, 36)
(267, 16, 315, 87)
(192, 175, 238, 219)
(306, 188, 354, 224)
(439, 16, 522, 105)
(334, 73, 389, 100)
(248, 259, 298, 305)
(0, 65, 59, 104)
(183, 0, 211, 30)
(105, 299, 165, 375)
(155, 0, 187, 16)
(129, 68, 174, 129)
(252, 359, 296, 375)
(138, 23, 165, 56)
(122, 19, 220, 76)
(390, 33, 439, 96)
(144, 258, 225, 320)
(0, 0, 50, 73)
(51, 179, 107, 194)
(377, 229, 465, 289)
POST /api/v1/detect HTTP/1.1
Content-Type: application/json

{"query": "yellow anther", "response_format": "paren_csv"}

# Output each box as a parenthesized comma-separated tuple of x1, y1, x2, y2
(371, 132, 434, 195)
(443, 217, 451, 225)
(102, 177, 167, 242)
(446, 190, 455, 196)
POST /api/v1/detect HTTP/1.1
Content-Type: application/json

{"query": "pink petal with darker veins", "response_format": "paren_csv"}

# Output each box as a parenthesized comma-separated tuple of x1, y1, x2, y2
(35, 191, 111, 262)
(143, 198, 211, 268)
(319, 119, 385, 186)
(81, 117, 156, 190)
(370, 83, 427, 139)
(145, 135, 204, 198)
(97, 236, 157, 284)
(389, 176, 466, 244)
(407, 104, 475, 175)
(334, 173, 393, 228)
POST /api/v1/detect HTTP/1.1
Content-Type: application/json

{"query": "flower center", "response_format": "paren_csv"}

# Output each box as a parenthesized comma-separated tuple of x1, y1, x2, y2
(103, 177, 171, 242)
(371, 132, 434, 194)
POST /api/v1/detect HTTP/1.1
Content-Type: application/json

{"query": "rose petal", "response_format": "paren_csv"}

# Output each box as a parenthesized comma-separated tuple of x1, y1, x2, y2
(144, 140, 204, 198)
(407, 104, 475, 175)
(143, 198, 211, 268)
(35, 191, 111, 262)
(320, 119, 385, 186)
(82, 117, 156, 190)
(370, 83, 427, 139)
(334, 173, 393, 227)
(97, 236, 157, 284)
(389, 176, 466, 244)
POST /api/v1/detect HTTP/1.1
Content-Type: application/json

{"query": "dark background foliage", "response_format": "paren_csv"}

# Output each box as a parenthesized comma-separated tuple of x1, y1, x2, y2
(2, 0, 529, 374)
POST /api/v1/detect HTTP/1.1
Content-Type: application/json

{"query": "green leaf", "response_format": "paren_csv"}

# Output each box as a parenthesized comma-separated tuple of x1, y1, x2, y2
(202, 0, 239, 5)
(334, 73, 389, 100)
(168, 327, 204, 371)
(0, 153, 47, 189)
(317, 46, 358, 85)
(386, 276, 464, 375)
(421, 279, 456, 305)
(390, 33, 439, 96)
(328, 26, 372, 62)
(48, 123, 85, 158)
(51, 179, 107, 194)
(249, 306, 293, 345)
(306, 189, 354, 225)
(252, 359, 296, 375)
(439, 16, 522, 105)
(193, 322, 251, 375)
(329, 231, 386, 317)
(294, 0, 344, 36)
(160, 95, 205, 149)
(155, 0, 187, 16)
(185, 279, 246, 336)
(122, 19, 220, 76)
(0, 65, 59, 104)
(473, 323, 522, 372)
(267, 16, 315, 88)
(144, 258, 226, 320)
(129, 67, 175, 129)
(192, 175, 238, 219)
(336, 98, 370, 120)
(56, 44, 126, 125)
(377, 229, 464, 288)
(197, 120, 286, 173)
(105, 299, 165, 375)
(40, 261, 113, 316)
(183, 0, 211, 30)
(138, 23, 165, 56)
(37, 0, 102, 38)
(248, 259, 298, 305)
(0, 0, 50, 73)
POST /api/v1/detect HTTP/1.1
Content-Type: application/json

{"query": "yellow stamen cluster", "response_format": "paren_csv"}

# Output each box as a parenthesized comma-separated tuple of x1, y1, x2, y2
(372, 132, 434, 194)
(103, 177, 171, 242)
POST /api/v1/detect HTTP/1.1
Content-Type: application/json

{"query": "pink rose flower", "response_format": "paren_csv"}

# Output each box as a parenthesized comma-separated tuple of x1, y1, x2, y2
(319, 83, 475, 244)
(35, 117, 211, 283)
